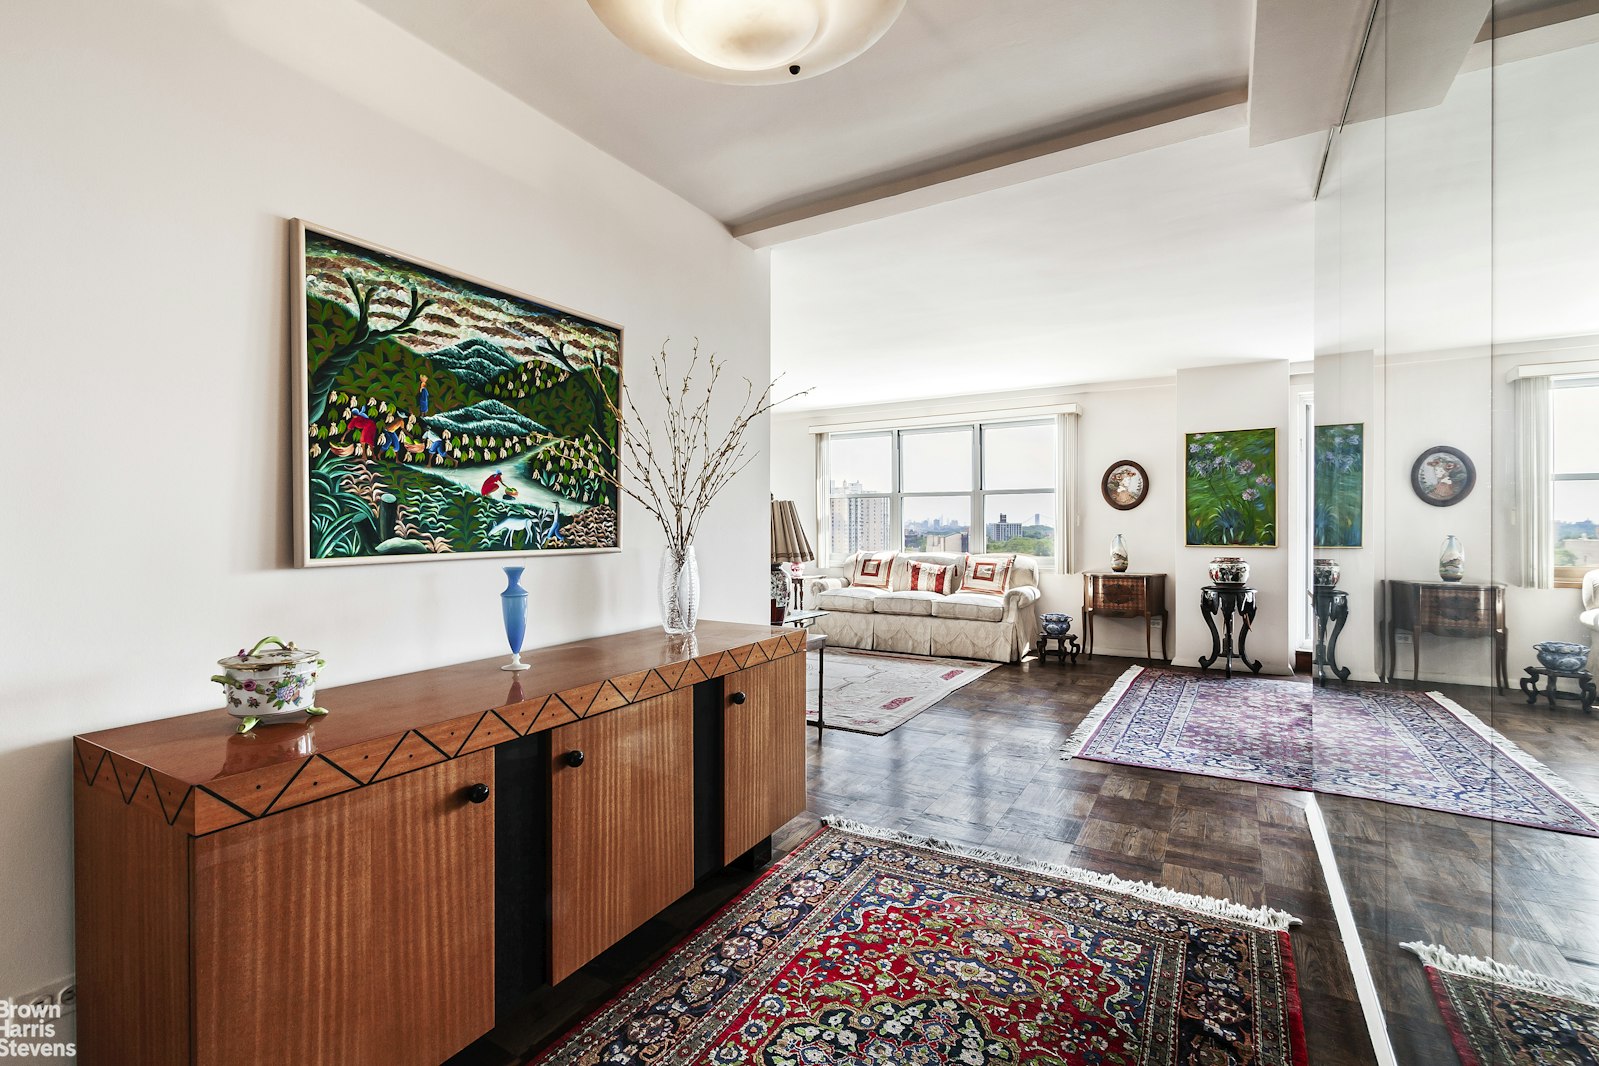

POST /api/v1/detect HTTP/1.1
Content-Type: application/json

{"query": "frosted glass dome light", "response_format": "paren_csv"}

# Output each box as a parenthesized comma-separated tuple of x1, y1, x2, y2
(671, 0, 820, 72)
(586, 0, 905, 84)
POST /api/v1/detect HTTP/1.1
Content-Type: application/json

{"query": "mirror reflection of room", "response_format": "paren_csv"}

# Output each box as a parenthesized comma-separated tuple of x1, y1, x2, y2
(1314, 2, 1599, 1063)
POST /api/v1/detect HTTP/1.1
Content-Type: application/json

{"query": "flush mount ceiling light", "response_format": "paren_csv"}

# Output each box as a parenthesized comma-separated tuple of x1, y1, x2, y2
(586, 0, 906, 84)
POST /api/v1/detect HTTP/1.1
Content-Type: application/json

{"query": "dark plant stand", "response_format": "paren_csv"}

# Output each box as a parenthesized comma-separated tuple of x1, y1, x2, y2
(1039, 630, 1080, 665)
(1520, 665, 1595, 713)
(1199, 585, 1262, 678)
(1312, 587, 1351, 682)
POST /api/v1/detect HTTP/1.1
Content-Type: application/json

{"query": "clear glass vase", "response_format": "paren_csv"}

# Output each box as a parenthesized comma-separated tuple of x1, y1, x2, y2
(659, 545, 700, 634)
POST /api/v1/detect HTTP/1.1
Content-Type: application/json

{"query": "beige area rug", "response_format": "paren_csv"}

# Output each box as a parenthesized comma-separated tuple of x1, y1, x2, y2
(805, 648, 999, 735)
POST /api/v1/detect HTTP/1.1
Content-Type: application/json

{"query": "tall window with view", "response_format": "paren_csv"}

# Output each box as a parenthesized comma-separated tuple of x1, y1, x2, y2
(827, 432, 893, 561)
(981, 420, 1056, 566)
(1553, 375, 1599, 588)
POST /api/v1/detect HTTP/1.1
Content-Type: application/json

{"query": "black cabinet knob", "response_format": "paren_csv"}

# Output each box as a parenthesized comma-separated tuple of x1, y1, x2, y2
(467, 783, 490, 804)
(730, 691, 748, 705)
(564, 750, 586, 768)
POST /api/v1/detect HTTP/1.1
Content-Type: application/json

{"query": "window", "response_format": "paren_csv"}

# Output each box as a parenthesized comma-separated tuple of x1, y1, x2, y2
(822, 418, 1058, 567)
(1552, 375, 1599, 589)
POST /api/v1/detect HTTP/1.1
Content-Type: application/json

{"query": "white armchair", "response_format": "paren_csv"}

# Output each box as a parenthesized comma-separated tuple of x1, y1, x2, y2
(1583, 570, 1599, 674)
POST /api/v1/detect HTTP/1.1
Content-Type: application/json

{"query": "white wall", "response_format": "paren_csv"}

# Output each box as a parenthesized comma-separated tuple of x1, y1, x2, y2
(0, 0, 771, 999)
(1171, 362, 1297, 675)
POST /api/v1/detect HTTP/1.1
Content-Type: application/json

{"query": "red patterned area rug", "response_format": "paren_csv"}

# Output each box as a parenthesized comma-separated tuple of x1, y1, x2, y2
(1063, 666, 1599, 837)
(531, 821, 1309, 1066)
(1405, 942, 1599, 1065)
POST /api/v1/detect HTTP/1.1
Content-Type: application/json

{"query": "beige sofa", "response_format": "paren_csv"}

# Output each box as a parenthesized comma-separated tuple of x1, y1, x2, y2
(804, 552, 1042, 663)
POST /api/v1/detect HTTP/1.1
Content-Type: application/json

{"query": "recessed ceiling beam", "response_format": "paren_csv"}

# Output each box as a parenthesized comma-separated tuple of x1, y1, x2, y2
(1248, 0, 1374, 146)
(731, 87, 1248, 249)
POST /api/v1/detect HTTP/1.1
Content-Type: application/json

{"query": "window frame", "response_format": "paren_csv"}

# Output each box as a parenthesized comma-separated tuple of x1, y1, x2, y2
(822, 417, 1060, 568)
(1552, 373, 1599, 590)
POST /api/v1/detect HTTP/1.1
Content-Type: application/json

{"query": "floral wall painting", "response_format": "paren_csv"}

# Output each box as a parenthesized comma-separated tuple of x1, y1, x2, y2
(292, 220, 622, 566)
(1314, 423, 1364, 547)
(1184, 429, 1278, 546)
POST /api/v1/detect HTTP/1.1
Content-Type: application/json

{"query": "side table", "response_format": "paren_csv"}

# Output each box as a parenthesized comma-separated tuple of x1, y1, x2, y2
(1520, 665, 1596, 713)
(1083, 572, 1168, 660)
(1199, 585, 1262, 678)
(1312, 587, 1351, 682)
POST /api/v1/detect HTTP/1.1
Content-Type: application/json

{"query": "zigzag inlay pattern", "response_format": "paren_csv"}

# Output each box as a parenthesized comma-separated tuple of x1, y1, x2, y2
(76, 634, 801, 836)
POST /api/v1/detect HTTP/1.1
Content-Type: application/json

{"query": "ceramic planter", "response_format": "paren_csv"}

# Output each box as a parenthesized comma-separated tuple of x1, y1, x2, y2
(1313, 558, 1341, 587)
(1534, 641, 1590, 674)
(1208, 556, 1250, 586)
(212, 636, 328, 734)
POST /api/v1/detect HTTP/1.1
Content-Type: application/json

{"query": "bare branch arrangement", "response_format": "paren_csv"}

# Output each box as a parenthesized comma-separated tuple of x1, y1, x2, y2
(598, 340, 808, 559)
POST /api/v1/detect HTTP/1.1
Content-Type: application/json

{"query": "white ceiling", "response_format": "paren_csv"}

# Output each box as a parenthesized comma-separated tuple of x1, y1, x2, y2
(353, 1, 1357, 408)
(355, 0, 1254, 227)
(772, 127, 1320, 409)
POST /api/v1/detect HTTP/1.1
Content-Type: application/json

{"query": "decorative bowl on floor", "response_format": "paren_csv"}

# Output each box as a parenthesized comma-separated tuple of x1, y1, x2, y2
(1208, 556, 1250, 586)
(1534, 641, 1590, 673)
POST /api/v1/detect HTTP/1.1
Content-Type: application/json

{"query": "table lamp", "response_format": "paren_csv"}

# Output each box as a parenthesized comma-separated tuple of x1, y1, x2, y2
(770, 499, 815, 624)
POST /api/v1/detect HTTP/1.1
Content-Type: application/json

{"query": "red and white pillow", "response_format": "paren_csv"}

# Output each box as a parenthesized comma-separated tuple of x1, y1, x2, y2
(853, 551, 897, 589)
(962, 553, 1015, 596)
(907, 560, 957, 594)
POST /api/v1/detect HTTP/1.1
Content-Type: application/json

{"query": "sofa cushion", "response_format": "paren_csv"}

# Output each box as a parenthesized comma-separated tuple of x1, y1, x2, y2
(932, 592, 1007, 622)
(872, 591, 943, 617)
(816, 587, 884, 614)
(853, 551, 897, 589)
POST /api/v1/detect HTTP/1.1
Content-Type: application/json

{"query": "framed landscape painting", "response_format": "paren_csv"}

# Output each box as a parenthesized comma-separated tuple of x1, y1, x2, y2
(292, 221, 622, 566)
(1314, 422, 1364, 547)
(1185, 428, 1277, 546)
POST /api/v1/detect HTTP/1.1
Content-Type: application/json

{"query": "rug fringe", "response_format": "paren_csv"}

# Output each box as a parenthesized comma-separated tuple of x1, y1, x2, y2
(1424, 691, 1599, 831)
(1059, 664, 1145, 760)
(821, 816, 1301, 931)
(1402, 942, 1599, 1006)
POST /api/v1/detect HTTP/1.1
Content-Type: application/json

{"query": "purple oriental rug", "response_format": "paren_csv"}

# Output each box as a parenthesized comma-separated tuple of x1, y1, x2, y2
(1062, 666, 1599, 837)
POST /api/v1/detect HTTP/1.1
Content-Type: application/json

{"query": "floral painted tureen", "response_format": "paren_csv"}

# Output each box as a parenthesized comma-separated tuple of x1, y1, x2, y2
(212, 636, 328, 734)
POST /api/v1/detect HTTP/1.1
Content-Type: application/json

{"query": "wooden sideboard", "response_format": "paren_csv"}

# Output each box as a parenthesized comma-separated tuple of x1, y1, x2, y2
(74, 621, 807, 1066)
(1383, 580, 1508, 690)
(1082, 572, 1169, 660)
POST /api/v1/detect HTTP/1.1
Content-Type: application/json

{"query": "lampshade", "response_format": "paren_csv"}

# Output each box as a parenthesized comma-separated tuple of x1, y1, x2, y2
(586, 0, 905, 85)
(770, 499, 815, 565)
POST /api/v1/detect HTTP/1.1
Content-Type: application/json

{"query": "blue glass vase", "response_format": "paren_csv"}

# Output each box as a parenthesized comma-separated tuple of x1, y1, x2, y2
(501, 566, 529, 671)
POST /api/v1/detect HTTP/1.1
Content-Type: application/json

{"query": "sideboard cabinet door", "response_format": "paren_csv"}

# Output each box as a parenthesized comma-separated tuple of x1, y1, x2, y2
(190, 749, 496, 1066)
(548, 688, 695, 983)
(723, 652, 806, 862)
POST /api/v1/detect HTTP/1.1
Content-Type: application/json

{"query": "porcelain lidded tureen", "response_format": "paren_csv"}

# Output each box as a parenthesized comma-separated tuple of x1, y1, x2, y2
(212, 636, 329, 734)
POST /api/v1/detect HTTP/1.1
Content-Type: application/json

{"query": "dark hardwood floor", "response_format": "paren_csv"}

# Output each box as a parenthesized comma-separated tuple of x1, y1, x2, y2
(1318, 674, 1599, 1066)
(457, 655, 1381, 1065)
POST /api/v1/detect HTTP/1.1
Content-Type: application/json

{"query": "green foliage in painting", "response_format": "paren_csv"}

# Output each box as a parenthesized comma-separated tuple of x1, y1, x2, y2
(308, 452, 377, 559)
(1314, 423, 1363, 548)
(1185, 429, 1277, 546)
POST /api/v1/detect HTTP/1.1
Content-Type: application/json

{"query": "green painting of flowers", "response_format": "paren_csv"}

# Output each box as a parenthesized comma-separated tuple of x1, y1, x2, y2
(1185, 429, 1277, 546)
(1314, 422, 1363, 547)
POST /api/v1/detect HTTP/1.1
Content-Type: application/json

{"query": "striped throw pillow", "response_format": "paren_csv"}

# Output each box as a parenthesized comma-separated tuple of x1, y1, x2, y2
(908, 560, 956, 594)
